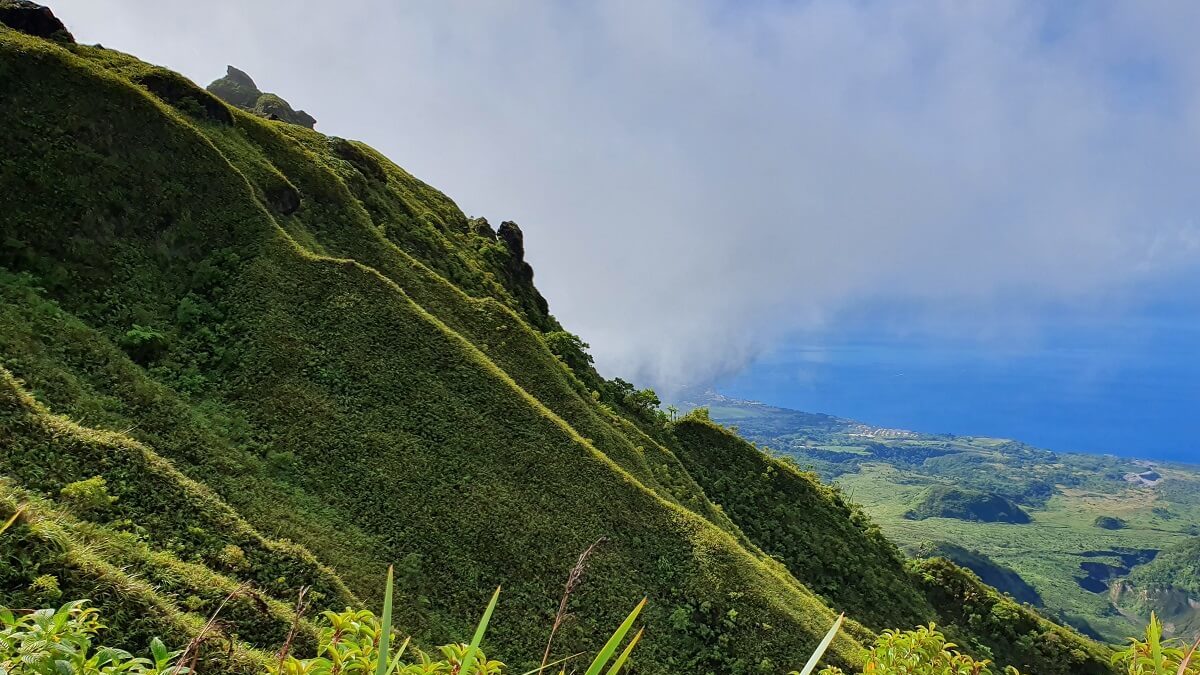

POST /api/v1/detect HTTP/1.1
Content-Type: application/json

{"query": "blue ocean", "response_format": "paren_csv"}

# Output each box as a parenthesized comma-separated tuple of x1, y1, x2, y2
(719, 314, 1200, 464)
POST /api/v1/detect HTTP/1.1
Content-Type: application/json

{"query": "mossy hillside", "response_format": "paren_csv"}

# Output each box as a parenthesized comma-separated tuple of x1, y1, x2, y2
(0, 26, 872, 671)
(0, 476, 299, 674)
(193, 110, 736, 534)
(670, 417, 936, 631)
(0, 365, 355, 610)
(223, 231, 872, 670)
(914, 559, 1112, 675)
(670, 418, 1117, 674)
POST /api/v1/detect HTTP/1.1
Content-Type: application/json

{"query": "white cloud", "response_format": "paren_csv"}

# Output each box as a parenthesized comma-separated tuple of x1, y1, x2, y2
(50, 0, 1200, 387)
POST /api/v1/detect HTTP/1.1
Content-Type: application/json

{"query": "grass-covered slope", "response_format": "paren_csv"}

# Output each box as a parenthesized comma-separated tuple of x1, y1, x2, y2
(0, 17, 1127, 673)
(697, 391, 1200, 644)
(911, 542, 1042, 607)
(670, 416, 936, 631)
(0, 24, 875, 673)
(669, 416, 1114, 675)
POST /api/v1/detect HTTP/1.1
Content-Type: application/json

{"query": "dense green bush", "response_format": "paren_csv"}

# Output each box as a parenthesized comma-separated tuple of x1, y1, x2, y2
(0, 601, 189, 674)
(817, 624, 1018, 675)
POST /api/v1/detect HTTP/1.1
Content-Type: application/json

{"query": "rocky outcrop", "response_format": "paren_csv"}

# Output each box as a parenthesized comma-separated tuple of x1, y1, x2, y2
(0, 0, 73, 42)
(207, 65, 260, 108)
(495, 220, 552, 326)
(207, 65, 316, 129)
(253, 93, 316, 129)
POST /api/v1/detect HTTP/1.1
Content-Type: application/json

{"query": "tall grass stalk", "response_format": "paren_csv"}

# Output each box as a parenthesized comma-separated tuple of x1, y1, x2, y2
(540, 537, 606, 670)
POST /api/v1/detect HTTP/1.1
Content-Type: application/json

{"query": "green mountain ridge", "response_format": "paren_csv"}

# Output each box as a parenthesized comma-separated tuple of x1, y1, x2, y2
(688, 389, 1200, 644)
(0, 11, 1115, 673)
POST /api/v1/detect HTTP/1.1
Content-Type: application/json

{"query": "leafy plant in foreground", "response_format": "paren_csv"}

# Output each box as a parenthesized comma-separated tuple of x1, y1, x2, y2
(1112, 612, 1200, 675)
(272, 566, 646, 675)
(795, 614, 1018, 675)
(0, 601, 188, 675)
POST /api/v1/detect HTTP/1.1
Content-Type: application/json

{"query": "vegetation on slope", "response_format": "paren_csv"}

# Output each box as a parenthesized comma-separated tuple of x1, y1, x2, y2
(1128, 538, 1200, 597)
(0, 20, 867, 673)
(696, 391, 1200, 643)
(670, 414, 936, 631)
(910, 542, 1043, 607)
(669, 414, 1113, 675)
(0, 9, 1129, 673)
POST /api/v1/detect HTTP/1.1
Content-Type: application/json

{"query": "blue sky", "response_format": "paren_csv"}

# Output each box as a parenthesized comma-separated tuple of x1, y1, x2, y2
(50, 1, 1200, 459)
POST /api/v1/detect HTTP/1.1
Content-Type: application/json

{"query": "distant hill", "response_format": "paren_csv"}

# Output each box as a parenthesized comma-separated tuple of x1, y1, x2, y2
(905, 486, 1032, 524)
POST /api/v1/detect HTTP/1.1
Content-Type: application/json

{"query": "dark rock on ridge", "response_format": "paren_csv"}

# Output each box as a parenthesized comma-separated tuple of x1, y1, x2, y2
(0, 0, 73, 42)
(497, 221, 551, 318)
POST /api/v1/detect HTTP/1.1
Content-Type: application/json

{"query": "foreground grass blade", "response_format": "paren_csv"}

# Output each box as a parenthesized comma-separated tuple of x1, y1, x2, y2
(518, 652, 584, 675)
(1178, 633, 1200, 675)
(0, 507, 24, 536)
(459, 586, 502, 674)
(605, 627, 643, 675)
(583, 598, 647, 675)
(797, 613, 845, 675)
(375, 565, 394, 675)
(385, 636, 411, 675)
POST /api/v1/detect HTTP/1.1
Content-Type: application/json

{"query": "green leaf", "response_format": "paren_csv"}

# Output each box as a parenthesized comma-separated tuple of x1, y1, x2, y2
(384, 636, 411, 675)
(517, 652, 584, 675)
(0, 507, 23, 536)
(605, 627, 643, 675)
(374, 565, 394, 675)
(796, 613, 844, 675)
(150, 637, 168, 666)
(583, 598, 647, 675)
(459, 586, 501, 675)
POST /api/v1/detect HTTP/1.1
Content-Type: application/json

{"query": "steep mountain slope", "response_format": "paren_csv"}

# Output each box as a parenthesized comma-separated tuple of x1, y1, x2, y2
(692, 390, 1200, 643)
(0, 14, 1116, 674)
(0, 22, 864, 673)
(669, 416, 1112, 675)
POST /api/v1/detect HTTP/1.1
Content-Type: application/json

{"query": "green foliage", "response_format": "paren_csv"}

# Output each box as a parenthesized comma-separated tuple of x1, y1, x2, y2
(671, 418, 936, 631)
(1128, 537, 1200, 596)
(59, 477, 116, 514)
(910, 542, 1041, 607)
(1095, 516, 1129, 530)
(816, 624, 1019, 675)
(118, 325, 169, 364)
(542, 331, 593, 374)
(1112, 612, 1200, 675)
(605, 378, 664, 422)
(914, 558, 1111, 675)
(0, 600, 190, 674)
(272, 576, 642, 675)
